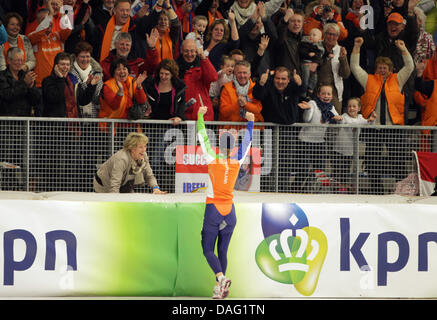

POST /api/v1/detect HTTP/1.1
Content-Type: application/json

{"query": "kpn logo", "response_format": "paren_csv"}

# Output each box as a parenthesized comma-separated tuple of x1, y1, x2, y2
(255, 203, 327, 296)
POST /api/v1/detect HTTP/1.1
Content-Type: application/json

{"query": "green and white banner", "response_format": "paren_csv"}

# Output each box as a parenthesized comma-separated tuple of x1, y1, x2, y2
(0, 197, 436, 298)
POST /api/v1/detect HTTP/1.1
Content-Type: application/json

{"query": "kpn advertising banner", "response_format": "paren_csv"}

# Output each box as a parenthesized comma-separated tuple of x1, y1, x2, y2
(0, 200, 436, 298)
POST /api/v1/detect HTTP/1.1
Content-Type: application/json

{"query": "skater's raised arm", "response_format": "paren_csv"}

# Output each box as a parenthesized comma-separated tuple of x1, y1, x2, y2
(197, 106, 217, 163)
(234, 112, 254, 164)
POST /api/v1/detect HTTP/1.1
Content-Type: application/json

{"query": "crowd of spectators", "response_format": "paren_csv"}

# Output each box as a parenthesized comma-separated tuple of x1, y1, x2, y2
(0, 0, 436, 193)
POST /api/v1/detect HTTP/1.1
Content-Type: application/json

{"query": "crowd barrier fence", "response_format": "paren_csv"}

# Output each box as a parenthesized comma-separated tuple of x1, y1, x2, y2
(0, 117, 436, 195)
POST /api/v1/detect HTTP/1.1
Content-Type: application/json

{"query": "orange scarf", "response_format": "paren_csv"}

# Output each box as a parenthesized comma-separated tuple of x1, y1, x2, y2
(155, 30, 173, 63)
(208, 10, 223, 26)
(100, 15, 130, 62)
(4, 36, 26, 65)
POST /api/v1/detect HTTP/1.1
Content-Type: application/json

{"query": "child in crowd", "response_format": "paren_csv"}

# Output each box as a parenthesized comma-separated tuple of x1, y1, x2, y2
(298, 28, 325, 100)
(209, 55, 235, 120)
(294, 84, 341, 191)
(185, 15, 208, 49)
(333, 97, 376, 191)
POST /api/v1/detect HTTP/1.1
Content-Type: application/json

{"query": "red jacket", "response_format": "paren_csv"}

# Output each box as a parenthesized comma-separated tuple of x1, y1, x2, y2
(182, 57, 218, 121)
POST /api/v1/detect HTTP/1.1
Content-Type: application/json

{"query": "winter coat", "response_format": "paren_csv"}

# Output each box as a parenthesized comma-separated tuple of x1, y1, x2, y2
(41, 70, 95, 117)
(179, 56, 218, 121)
(143, 75, 187, 120)
(252, 76, 303, 125)
(219, 79, 264, 124)
(100, 48, 159, 82)
(0, 68, 40, 116)
(94, 148, 158, 193)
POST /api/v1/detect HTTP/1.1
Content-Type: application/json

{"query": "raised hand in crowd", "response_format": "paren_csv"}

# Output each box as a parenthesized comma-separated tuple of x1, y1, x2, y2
(182, 0, 192, 13)
(257, 34, 270, 56)
(283, 8, 294, 23)
(352, 37, 364, 53)
(408, 0, 421, 14)
(197, 46, 206, 60)
(146, 28, 160, 48)
(339, 46, 347, 59)
(24, 71, 37, 88)
(164, 0, 172, 9)
(394, 39, 408, 54)
(228, 10, 236, 23)
(257, 1, 266, 19)
(292, 69, 302, 86)
(136, 71, 148, 88)
(259, 68, 270, 86)
(383, 0, 393, 17)
(354, 37, 364, 47)
(87, 73, 101, 86)
(136, 4, 150, 18)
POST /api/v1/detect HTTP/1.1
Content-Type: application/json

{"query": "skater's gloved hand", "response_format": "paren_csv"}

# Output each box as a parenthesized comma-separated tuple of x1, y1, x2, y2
(245, 112, 254, 122)
(198, 106, 208, 115)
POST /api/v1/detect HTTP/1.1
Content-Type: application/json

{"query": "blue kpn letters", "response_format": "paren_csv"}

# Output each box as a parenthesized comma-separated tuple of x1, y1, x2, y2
(3, 229, 77, 285)
(340, 218, 437, 286)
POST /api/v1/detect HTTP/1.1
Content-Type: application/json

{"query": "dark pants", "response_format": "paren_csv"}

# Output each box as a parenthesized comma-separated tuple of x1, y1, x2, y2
(201, 203, 236, 276)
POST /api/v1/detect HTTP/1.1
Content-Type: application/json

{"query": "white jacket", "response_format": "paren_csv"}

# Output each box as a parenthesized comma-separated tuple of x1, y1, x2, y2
(334, 113, 370, 156)
(298, 100, 338, 143)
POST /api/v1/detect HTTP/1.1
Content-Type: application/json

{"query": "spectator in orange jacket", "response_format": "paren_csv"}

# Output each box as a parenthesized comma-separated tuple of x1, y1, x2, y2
(303, 0, 348, 41)
(98, 57, 147, 134)
(218, 60, 263, 127)
(27, 0, 72, 88)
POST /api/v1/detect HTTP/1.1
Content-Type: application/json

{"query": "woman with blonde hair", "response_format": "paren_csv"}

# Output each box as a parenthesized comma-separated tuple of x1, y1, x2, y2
(94, 132, 167, 193)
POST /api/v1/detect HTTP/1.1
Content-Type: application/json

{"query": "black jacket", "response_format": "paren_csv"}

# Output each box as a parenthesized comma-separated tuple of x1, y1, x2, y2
(143, 75, 187, 120)
(253, 76, 304, 125)
(41, 71, 95, 117)
(238, 17, 278, 77)
(364, 14, 419, 73)
(298, 40, 323, 64)
(0, 68, 40, 116)
(275, 17, 303, 76)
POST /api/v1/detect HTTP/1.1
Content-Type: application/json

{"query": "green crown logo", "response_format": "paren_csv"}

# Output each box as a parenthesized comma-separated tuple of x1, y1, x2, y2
(255, 204, 328, 296)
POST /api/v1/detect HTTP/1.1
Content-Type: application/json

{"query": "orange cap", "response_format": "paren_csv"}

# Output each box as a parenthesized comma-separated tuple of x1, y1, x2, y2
(387, 12, 405, 24)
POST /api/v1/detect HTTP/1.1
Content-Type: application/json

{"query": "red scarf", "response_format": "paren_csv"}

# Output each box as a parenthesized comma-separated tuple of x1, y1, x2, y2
(65, 76, 81, 136)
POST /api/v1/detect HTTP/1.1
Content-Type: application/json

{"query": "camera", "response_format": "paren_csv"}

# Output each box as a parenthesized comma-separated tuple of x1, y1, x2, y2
(322, 5, 331, 13)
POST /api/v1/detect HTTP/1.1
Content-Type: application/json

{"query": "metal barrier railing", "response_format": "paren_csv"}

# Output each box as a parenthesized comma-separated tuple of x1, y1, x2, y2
(0, 117, 435, 194)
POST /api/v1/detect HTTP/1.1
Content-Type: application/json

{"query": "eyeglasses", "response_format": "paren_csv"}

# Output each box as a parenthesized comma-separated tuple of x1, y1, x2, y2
(8, 58, 24, 63)
(325, 32, 339, 37)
